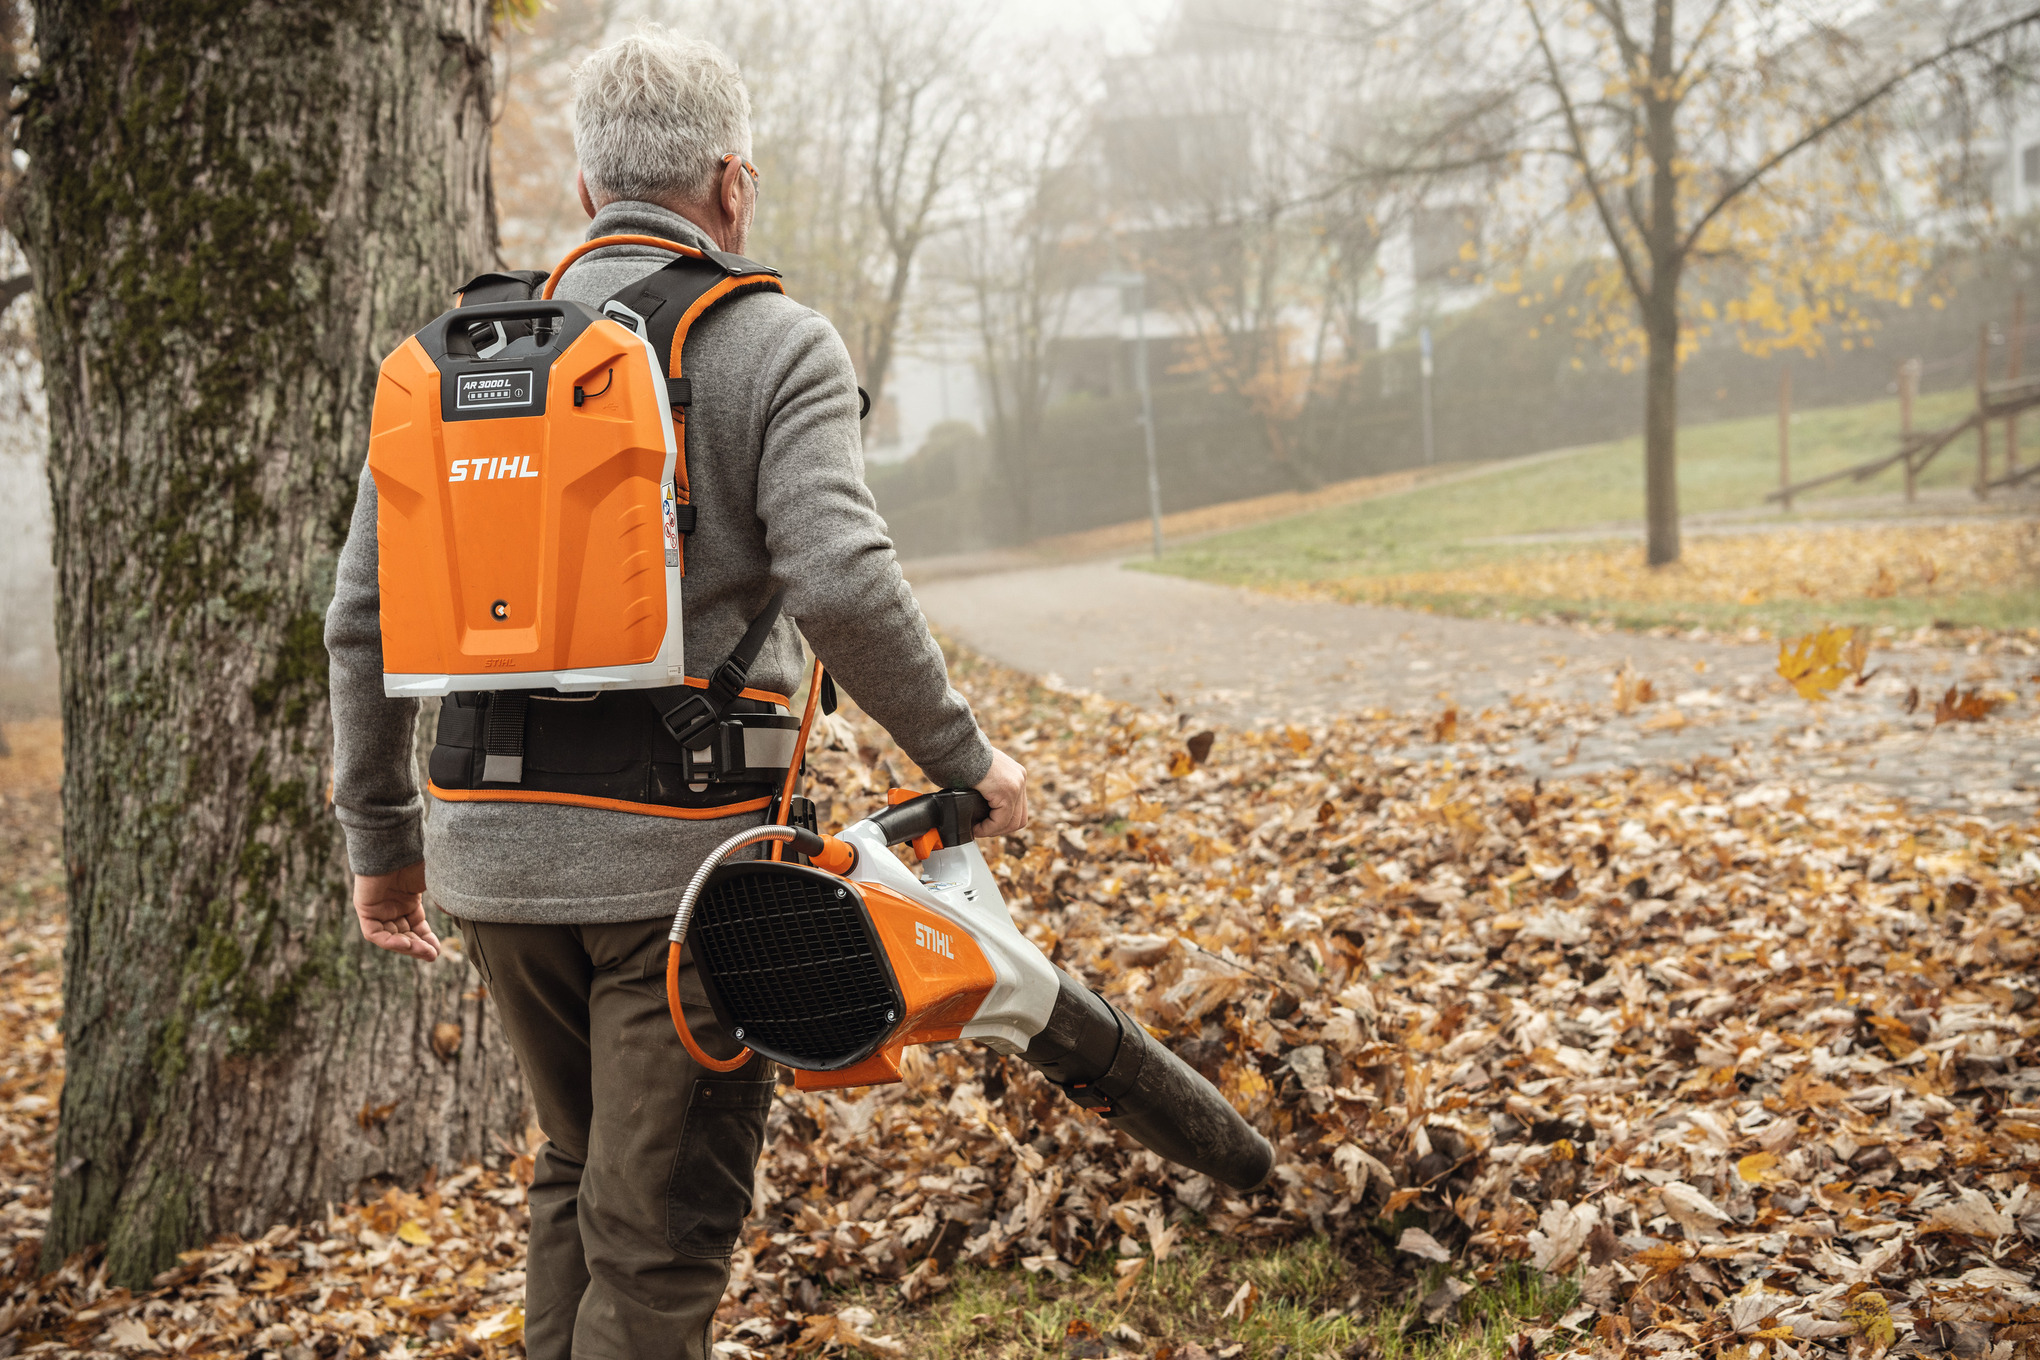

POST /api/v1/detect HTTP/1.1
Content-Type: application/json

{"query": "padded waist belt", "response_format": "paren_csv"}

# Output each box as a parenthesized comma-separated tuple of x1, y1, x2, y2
(428, 687, 799, 819)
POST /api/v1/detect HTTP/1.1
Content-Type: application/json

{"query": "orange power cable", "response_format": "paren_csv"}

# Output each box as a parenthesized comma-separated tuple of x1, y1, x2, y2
(668, 943, 752, 1073)
(771, 660, 826, 862)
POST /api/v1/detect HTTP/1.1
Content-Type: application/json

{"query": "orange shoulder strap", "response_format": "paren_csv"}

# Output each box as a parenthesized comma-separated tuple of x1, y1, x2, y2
(540, 234, 706, 299)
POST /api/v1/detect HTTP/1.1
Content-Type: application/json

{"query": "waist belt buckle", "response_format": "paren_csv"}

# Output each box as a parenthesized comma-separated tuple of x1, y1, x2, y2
(680, 718, 751, 783)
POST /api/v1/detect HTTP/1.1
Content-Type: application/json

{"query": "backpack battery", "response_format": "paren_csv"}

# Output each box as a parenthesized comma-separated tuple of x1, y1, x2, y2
(369, 298, 686, 697)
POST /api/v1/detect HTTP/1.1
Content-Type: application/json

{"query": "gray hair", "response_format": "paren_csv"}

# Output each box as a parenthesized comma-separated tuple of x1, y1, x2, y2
(573, 27, 751, 208)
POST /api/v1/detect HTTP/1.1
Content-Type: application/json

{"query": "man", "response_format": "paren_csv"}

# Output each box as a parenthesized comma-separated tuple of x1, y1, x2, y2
(324, 28, 1027, 1359)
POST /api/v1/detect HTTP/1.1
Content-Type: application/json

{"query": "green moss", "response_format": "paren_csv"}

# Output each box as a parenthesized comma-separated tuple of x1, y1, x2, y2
(250, 610, 329, 727)
(100, 1166, 194, 1290)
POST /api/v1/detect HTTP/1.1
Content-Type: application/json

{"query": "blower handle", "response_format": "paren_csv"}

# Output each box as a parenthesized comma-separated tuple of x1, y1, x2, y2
(868, 789, 989, 851)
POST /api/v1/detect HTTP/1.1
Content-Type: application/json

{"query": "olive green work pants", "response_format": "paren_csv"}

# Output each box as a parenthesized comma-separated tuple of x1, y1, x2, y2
(456, 916, 776, 1360)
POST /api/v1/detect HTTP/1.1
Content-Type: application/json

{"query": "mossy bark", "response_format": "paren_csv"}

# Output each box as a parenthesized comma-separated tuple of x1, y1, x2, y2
(17, 0, 526, 1284)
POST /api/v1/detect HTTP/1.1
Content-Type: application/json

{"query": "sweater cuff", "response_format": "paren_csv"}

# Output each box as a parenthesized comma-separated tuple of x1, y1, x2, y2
(343, 819, 426, 877)
(915, 729, 996, 793)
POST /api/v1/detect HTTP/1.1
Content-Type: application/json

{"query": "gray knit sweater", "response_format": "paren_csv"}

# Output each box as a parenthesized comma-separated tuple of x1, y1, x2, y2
(325, 203, 993, 923)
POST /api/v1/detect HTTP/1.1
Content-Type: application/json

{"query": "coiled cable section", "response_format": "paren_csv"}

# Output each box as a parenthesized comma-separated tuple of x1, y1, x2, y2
(665, 823, 819, 1073)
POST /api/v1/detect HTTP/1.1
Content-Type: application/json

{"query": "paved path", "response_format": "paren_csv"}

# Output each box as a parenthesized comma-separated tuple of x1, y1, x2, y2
(912, 560, 2040, 817)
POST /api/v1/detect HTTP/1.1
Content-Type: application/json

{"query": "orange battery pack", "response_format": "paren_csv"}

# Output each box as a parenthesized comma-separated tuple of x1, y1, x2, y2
(368, 298, 686, 697)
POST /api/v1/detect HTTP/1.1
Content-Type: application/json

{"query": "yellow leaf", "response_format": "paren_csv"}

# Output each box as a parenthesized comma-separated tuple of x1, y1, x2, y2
(1777, 626, 1865, 701)
(471, 1304, 525, 1342)
(1737, 1152, 1779, 1184)
(1843, 1290, 1895, 1347)
(396, 1219, 434, 1247)
(1167, 749, 1194, 778)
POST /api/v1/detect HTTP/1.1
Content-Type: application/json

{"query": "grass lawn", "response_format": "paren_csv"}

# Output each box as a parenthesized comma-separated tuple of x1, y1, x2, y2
(826, 1237, 1581, 1360)
(1141, 388, 2040, 635)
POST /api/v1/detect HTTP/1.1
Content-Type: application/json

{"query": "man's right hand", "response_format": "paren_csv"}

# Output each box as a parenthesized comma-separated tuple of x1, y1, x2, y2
(973, 746, 1028, 839)
(353, 861, 441, 962)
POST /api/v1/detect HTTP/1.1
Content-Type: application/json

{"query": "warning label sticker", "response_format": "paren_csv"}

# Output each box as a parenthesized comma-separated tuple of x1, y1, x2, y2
(456, 370, 535, 410)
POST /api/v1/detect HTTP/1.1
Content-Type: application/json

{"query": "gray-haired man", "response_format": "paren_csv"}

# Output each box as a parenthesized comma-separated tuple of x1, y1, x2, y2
(324, 28, 1028, 1359)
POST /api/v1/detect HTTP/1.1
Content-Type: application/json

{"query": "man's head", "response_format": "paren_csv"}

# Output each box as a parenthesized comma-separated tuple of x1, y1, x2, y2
(573, 27, 757, 253)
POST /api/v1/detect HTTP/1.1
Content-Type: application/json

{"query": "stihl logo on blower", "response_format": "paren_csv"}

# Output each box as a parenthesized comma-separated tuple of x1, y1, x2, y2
(913, 921, 954, 958)
(666, 783, 1276, 1194)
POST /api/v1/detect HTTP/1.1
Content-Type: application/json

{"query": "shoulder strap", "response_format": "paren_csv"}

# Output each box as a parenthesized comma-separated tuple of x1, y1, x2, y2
(454, 269, 549, 306)
(647, 589, 787, 747)
(608, 252, 785, 393)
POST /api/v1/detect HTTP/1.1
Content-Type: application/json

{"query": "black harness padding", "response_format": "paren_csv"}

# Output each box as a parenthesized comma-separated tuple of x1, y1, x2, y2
(431, 690, 800, 811)
(427, 246, 801, 816)
(452, 270, 551, 350)
(603, 253, 785, 419)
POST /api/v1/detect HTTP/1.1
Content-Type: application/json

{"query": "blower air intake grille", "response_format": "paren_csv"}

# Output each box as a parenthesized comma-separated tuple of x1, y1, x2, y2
(691, 863, 903, 1069)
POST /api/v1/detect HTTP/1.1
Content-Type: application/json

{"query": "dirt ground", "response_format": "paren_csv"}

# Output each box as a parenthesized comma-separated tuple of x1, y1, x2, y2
(911, 559, 2040, 817)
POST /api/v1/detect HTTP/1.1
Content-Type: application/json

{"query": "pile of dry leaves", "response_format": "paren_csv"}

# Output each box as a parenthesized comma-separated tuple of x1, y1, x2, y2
(0, 635, 2038, 1357)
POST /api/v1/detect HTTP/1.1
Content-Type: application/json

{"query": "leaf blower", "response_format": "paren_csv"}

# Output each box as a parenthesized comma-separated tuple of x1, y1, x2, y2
(664, 672, 1274, 1193)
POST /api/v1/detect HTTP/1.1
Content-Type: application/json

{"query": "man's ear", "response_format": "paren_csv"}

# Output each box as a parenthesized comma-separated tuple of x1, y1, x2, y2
(720, 158, 746, 232)
(576, 169, 597, 220)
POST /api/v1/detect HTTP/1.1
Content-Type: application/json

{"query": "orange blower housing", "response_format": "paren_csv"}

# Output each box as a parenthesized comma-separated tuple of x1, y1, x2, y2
(667, 792, 1277, 1193)
(690, 860, 998, 1089)
(369, 298, 686, 698)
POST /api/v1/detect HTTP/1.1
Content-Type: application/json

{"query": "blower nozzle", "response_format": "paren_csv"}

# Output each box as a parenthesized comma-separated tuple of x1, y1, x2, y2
(1022, 969, 1274, 1192)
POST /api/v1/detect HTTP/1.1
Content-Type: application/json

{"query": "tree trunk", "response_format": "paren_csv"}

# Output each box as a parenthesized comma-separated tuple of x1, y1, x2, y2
(1643, 282, 1682, 566)
(18, 0, 527, 1285)
(1642, 0, 1683, 567)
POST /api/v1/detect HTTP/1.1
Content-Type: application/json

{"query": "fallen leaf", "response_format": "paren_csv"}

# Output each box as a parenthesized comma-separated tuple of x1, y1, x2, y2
(1777, 626, 1867, 702)
(470, 1305, 524, 1342)
(1397, 1227, 1452, 1263)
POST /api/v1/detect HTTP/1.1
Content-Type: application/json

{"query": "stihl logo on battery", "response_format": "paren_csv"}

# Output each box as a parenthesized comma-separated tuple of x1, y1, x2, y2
(449, 456, 538, 482)
(455, 370, 534, 410)
(914, 922, 954, 959)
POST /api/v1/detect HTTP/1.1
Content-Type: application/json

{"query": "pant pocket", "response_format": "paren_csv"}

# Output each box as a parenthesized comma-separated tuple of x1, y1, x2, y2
(666, 1074, 775, 1258)
(454, 918, 493, 985)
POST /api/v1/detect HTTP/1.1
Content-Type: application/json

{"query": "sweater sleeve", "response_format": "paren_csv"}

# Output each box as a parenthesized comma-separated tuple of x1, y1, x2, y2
(325, 464, 425, 875)
(752, 315, 995, 790)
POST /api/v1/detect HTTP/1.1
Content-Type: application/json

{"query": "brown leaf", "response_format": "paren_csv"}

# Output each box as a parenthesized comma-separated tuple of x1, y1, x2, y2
(1933, 686, 2003, 725)
(1186, 730, 1215, 764)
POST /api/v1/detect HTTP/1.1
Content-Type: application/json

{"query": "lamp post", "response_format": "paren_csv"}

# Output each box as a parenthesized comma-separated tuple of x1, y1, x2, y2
(1101, 270, 1163, 559)
(1419, 324, 1435, 466)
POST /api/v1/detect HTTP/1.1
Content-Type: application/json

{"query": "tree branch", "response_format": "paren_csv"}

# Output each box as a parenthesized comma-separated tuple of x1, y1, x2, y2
(1672, 0, 1738, 88)
(1526, 0, 1647, 301)
(1681, 1, 2040, 255)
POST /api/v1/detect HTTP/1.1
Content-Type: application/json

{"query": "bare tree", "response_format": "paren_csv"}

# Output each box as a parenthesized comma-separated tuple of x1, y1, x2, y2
(1105, 10, 1371, 491)
(682, 0, 985, 409)
(849, 0, 984, 408)
(950, 53, 1098, 539)
(1344, 0, 2040, 563)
